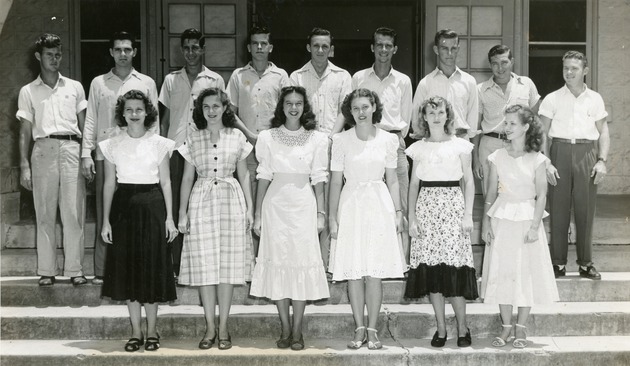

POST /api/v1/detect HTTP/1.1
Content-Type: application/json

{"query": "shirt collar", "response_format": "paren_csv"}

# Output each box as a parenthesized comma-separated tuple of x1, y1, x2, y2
(303, 60, 343, 76)
(430, 66, 461, 79)
(242, 62, 282, 76)
(175, 66, 220, 81)
(481, 73, 523, 92)
(34, 73, 66, 88)
(368, 65, 394, 79)
(104, 68, 142, 82)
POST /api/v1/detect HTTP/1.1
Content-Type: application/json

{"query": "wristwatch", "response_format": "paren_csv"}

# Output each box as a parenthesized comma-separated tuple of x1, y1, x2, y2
(598, 157, 607, 163)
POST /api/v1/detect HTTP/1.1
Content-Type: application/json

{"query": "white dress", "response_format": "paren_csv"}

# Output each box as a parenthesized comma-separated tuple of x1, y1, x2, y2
(480, 149, 559, 306)
(249, 126, 330, 301)
(329, 128, 406, 280)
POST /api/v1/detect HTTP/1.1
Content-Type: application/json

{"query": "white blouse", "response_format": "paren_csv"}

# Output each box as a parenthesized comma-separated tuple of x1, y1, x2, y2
(99, 130, 174, 184)
(406, 136, 473, 181)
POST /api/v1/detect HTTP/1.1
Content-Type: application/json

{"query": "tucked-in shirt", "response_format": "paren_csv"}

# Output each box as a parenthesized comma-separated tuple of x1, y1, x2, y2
(539, 85, 608, 140)
(352, 66, 413, 137)
(227, 62, 292, 134)
(16, 74, 87, 139)
(411, 67, 479, 138)
(99, 131, 174, 184)
(406, 136, 473, 181)
(159, 66, 225, 148)
(478, 73, 540, 133)
(290, 61, 352, 134)
(82, 69, 158, 159)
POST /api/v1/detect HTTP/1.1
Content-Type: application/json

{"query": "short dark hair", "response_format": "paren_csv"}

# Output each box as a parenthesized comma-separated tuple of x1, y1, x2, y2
(434, 29, 459, 47)
(562, 50, 588, 68)
(115, 90, 158, 129)
(249, 25, 272, 44)
(504, 104, 544, 152)
(418, 96, 455, 137)
(109, 31, 136, 49)
(487, 45, 513, 62)
(308, 27, 333, 44)
(192, 88, 236, 130)
(374, 27, 397, 46)
(341, 88, 384, 126)
(271, 86, 317, 130)
(180, 28, 205, 48)
(35, 33, 62, 53)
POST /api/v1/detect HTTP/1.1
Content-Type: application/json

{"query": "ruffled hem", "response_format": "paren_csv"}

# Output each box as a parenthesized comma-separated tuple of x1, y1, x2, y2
(487, 197, 548, 221)
(250, 261, 330, 301)
(404, 263, 478, 300)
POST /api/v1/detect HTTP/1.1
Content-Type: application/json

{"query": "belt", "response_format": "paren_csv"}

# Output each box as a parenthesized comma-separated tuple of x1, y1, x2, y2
(553, 138, 594, 144)
(385, 129, 402, 134)
(484, 132, 509, 141)
(44, 134, 81, 143)
(421, 180, 460, 187)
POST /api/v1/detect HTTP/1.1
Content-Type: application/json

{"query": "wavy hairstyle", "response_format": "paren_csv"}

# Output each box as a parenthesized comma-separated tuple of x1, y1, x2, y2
(114, 90, 158, 129)
(192, 88, 236, 130)
(504, 104, 543, 152)
(416, 96, 455, 137)
(270, 86, 316, 130)
(340, 88, 383, 126)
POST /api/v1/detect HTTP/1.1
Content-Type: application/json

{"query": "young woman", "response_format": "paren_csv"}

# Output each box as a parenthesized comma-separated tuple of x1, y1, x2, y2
(100, 90, 178, 352)
(328, 88, 406, 350)
(177, 88, 254, 350)
(481, 104, 559, 348)
(404, 96, 477, 348)
(249, 86, 330, 351)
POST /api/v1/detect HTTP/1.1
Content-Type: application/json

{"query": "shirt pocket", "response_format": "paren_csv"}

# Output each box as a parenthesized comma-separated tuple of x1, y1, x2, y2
(58, 93, 78, 121)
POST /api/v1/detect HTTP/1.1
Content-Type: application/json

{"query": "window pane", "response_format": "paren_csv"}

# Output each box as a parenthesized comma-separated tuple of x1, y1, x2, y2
(471, 6, 502, 36)
(529, 44, 586, 97)
(529, 0, 586, 42)
(80, 0, 141, 39)
(204, 5, 236, 34)
(437, 6, 468, 37)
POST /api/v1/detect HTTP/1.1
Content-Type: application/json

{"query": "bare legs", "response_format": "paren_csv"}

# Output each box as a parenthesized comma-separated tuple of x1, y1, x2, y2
(126, 300, 158, 339)
(199, 284, 235, 340)
(276, 299, 306, 340)
(429, 293, 468, 337)
(348, 277, 382, 345)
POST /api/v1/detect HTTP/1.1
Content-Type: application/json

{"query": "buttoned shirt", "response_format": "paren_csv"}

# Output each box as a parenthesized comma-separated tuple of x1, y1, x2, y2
(82, 69, 158, 158)
(352, 66, 413, 137)
(539, 85, 608, 141)
(411, 67, 479, 137)
(290, 61, 352, 134)
(478, 73, 540, 133)
(227, 62, 292, 133)
(159, 66, 225, 148)
(16, 74, 87, 140)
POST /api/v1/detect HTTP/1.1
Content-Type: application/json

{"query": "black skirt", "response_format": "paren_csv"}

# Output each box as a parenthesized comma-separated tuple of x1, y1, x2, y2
(102, 184, 177, 303)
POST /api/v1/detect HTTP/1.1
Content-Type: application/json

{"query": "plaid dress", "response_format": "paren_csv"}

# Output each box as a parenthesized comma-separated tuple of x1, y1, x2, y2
(177, 128, 254, 285)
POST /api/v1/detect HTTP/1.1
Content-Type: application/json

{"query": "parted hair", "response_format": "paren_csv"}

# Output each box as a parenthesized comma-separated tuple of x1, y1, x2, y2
(418, 96, 455, 137)
(271, 86, 317, 130)
(504, 104, 544, 152)
(181, 28, 205, 48)
(35, 33, 61, 53)
(115, 90, 158, 129)
(341, 88, 383, 126)
(109, 31, 136, 49)
(563, 50, 588, 68)
(192, 88, 237, 130)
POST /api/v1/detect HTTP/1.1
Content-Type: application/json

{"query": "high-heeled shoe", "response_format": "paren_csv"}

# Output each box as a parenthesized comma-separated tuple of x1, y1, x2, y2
(290, 334, 304, 351)
(198, 329, 217, 349)
(430, 330, 447, 347)
(492, 324, 513, 347)
(124, 336, 144, 352)
(347, 326, 367, 349)
(276, 333, 292, 349)
(513, 324, 528, 348)
(366, 328, 382, 350)
(457, 328, 472, 347)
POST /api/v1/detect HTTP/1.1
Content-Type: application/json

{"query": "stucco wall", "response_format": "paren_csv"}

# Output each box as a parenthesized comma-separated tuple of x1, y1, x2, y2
(597, 0, 630, 194)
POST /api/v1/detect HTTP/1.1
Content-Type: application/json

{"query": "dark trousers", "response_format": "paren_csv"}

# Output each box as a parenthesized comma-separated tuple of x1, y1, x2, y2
(549, 141, 597, 266)
(170, 150, 185, 275)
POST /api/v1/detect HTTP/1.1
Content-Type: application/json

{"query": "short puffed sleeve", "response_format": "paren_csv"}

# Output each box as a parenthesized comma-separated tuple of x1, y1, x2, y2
(454, 137, 474, 155)
(385, 132, 398, 169)
(330, 133, 345, 172)
(533, 151, 549, 169)
(404, 140, 423, 161)
(486, 148, 502, 165)
(235, 129, 254, 161)
(154, 135, 175, 163)
(255, 130, 273, 181)
(99, 138, 115, 163)
(310, 131, 329, 185)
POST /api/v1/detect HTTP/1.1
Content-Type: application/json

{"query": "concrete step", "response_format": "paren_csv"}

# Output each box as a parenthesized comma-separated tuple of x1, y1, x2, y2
(2, 272, 630, 307)
(1, 336, 629, 366)
(2, 302, 629, 340)
(5, 195, 630, 250)
(4, 243, 630, 276)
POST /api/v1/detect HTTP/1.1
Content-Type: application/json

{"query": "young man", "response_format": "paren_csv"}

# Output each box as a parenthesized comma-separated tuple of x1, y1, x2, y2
(474, 45, 541, 189)
(17, 34, 88, 286)
(336, 27, 412, 263)
(159, 28, 225, 279)
(411, 29, 478, 139)
(227, 26, 291, 254)
(539, 51, 609, 280)
(290, 27, 352, 270)
(81, 31, 159, 285)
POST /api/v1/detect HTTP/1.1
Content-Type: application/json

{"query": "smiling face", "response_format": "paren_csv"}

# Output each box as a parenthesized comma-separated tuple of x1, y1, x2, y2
(350, 97, 375, 125)
(504, 112, 529, 141)
(423, 102, 448, 129)
(307, 35, 333, 64)
(201, 95, 226, 126)
(490, 52, 514, 84)
(110, 39, 136, 68)
(35, 46, 62, 73)
(181, 38, 204, 67)
(371, 34, 397, 64)
(283, 92, 304, 121)
(123, 99, 146, 126)
(248, 33, 273, 62)
(563, 58, 588, 88)
(434, 37, 459, 68)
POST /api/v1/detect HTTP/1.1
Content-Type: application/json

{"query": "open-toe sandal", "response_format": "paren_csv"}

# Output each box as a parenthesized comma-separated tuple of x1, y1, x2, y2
(124, 337, 144, 352)
(145, 336, 160, 351)
(366, 328, 383, 350)
(492, 324, 513, 347)
(347, 326, 367, 349)
(513, 324, 528, 348)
